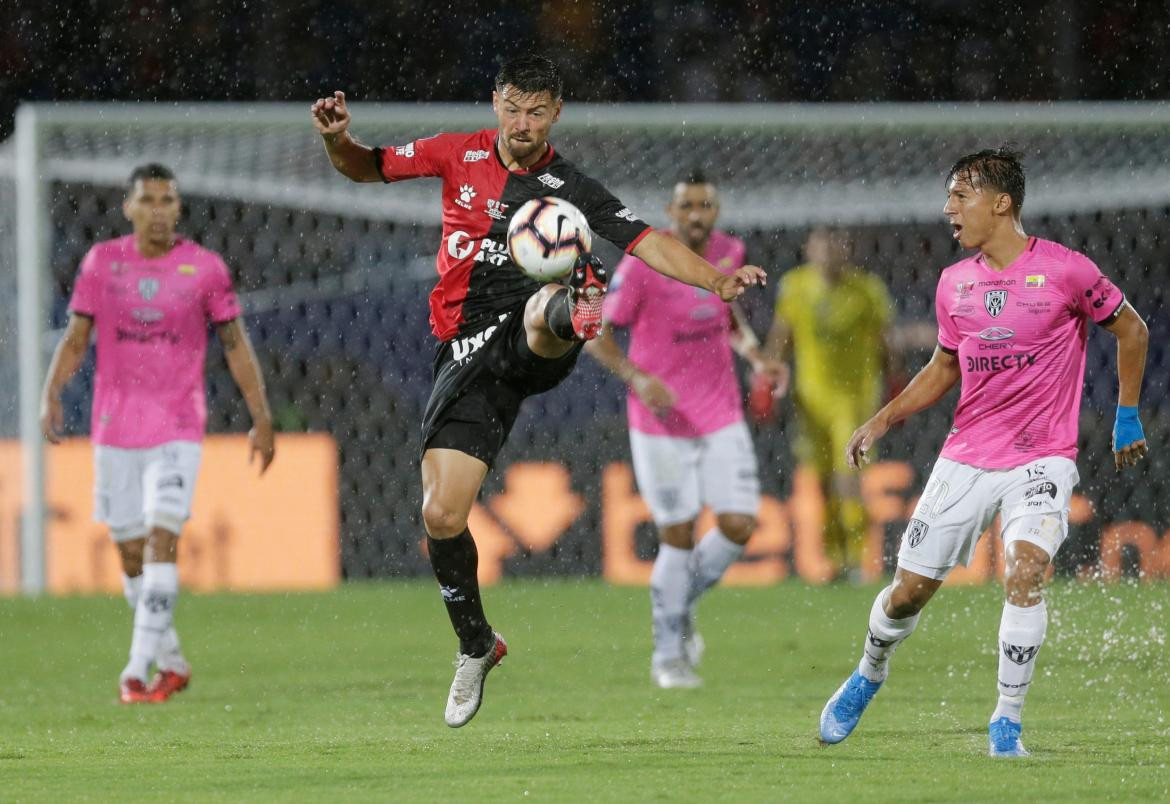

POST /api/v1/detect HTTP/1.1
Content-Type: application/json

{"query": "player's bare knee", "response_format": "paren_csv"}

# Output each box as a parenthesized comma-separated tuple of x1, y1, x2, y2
(716, 513, 756, 545)
(1003, 539, 1050, 606)
(421, 499, 468, 540)
(144, 527, 179, 563)
(659, 521, 695, 550)
(117, 540, 145, 577)
(887, 572, 936, 618)
(1004, 558, 1047, 606)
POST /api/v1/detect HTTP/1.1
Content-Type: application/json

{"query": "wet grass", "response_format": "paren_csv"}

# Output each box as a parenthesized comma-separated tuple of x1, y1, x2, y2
(0, 579, 1166, 801)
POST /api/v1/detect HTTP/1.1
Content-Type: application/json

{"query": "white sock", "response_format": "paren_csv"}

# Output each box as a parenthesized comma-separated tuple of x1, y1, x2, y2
(650, 544, 692, 665)
(992, 600, 1048, 724)
(857, 586, 920, 682)
(122, 573, 143, 610)
(122, 572, 185, 673)
(686, 528, 745, 612)
(123, 562, 179, 682)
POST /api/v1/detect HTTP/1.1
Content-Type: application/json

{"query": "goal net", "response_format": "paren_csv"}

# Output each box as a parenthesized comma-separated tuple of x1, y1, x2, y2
(3, 102, 1168, 592)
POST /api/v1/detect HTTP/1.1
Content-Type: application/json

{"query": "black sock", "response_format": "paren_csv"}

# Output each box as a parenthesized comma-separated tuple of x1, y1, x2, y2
(427, 530, 493, 657)
(544, 287, 576, 341)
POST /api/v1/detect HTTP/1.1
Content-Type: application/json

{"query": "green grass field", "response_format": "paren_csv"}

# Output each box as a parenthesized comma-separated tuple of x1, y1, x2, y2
(1, 580, 1167, 802)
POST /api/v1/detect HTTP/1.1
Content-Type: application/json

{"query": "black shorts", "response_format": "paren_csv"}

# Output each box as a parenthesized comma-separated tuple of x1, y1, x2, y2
(421, 299, 582, 466)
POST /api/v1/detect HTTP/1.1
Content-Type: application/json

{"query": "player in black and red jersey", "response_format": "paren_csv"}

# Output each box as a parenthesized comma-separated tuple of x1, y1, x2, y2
(312, 55, 765, 728)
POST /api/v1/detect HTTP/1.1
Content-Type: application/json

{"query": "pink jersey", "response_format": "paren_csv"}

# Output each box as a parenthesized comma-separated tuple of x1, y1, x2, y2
(603, 229, 746, 437)
(68, 235, 242, 448)
(935, 237, 1124, 469)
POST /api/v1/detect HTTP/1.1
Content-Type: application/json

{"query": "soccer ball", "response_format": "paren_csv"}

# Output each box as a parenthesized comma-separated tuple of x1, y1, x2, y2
(506, 196, 593, 282)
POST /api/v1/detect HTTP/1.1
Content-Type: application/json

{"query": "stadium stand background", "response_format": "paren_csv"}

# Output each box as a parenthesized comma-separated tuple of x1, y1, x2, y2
(3, 0, 1169, 138)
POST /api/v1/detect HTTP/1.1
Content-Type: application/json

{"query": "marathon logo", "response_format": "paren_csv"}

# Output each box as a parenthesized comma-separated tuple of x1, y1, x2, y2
(965, 353, 1036, 372)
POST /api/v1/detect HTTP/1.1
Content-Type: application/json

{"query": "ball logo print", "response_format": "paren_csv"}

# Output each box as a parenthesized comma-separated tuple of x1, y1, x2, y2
(506, 197, 593, 282)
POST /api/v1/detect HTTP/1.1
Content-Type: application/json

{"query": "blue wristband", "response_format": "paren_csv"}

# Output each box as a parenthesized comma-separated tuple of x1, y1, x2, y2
(1113, 405, 1144, 450)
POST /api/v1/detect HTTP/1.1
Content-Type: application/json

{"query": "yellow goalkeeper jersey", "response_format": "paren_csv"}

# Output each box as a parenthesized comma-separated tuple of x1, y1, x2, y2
(774, 263, 891, 410)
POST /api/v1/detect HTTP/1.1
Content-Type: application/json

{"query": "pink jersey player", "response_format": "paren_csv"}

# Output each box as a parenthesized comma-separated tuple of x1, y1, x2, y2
(42, 164, 274, 706)
(585, 171, 784, 690)
(603, 228, 746, 438)
(819, 148, 1149, 759)
(936, 236, 1124, 468)
(69, 235, 242, 448)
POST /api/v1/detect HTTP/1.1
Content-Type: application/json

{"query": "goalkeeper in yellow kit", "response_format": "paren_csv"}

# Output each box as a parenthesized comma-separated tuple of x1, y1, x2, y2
(765, 227, 895, 578)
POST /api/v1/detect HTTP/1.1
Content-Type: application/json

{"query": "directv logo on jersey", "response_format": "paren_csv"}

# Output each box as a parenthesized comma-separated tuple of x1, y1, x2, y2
(984, 290, 1008, 317)
(463, 149, 490, 162)
(538, 173, 565, 189)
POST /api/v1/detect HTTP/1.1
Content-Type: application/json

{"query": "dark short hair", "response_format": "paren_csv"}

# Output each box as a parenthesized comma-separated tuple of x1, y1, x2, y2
(947, 147, 1025, 216)
(495, 54, 563, 100)
(678, 167, 712, 186)
(127, 163, 176, 190)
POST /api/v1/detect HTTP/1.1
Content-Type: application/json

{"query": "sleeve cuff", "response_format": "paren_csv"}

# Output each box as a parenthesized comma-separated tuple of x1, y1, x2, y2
(624, 226, 653, 254)
(938, 341, 958, 356)
(1098, 298, 1126, 327)
(371, 147, 390, 183)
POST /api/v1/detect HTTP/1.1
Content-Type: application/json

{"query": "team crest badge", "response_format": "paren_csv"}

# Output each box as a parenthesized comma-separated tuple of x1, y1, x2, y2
(138, 277, 160, 301)
(1001, 642, 1040, 665)
(984, 289, 1007, 317)
(906, 518, 930, 548)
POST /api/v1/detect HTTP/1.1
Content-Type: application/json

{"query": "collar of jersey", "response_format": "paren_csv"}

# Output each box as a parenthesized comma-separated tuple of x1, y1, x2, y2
(975, 236, 1037, 274)
(493, 134, 556, 174)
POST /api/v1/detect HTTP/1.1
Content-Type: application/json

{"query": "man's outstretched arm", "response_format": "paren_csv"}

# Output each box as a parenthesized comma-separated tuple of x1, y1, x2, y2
(312, 90, 381, 183)
(631, 231, 765, 302)
(1103, 302, 1149, 470)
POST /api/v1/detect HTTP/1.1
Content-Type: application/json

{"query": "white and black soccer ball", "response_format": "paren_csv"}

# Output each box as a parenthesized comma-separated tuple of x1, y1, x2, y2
(506, 196, 593, 282)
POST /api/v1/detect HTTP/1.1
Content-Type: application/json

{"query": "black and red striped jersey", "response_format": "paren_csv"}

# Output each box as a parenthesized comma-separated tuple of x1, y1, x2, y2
(373, 128, 652, 341)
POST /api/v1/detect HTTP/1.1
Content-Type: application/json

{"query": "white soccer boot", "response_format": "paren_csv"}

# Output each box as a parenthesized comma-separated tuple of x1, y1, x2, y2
(444, 631, 508, 728)
(682, 612, 705, 668)
(651, 658, 702, 689)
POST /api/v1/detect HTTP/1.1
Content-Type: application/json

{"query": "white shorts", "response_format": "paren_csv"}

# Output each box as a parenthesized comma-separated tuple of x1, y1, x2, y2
(629, 421, 760, 527)
(898, 456, 1079, 580)
(94, 441, 202, 542)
